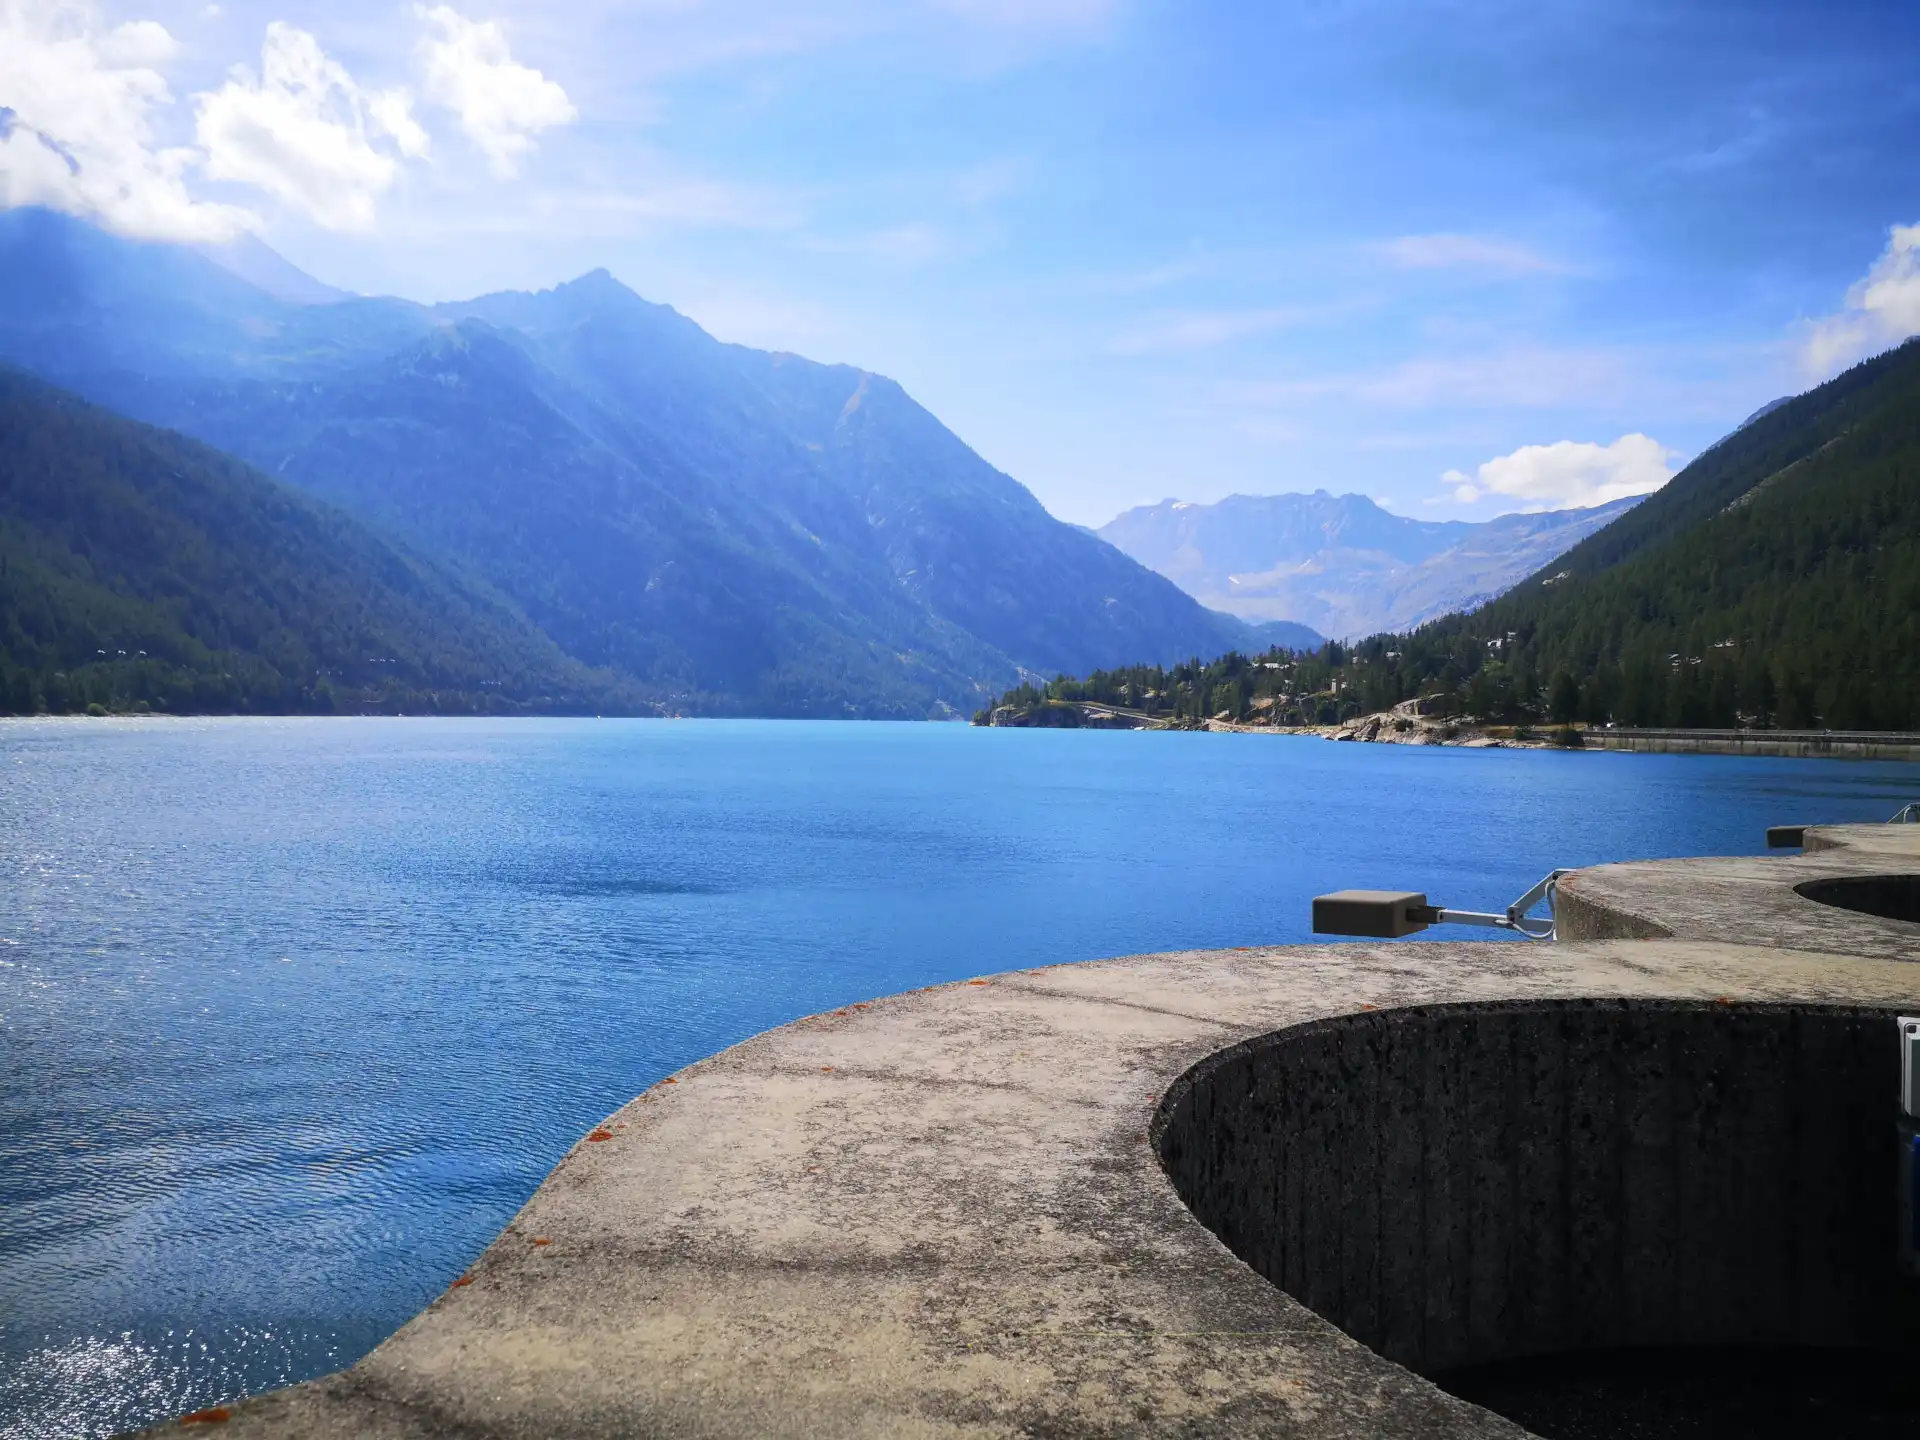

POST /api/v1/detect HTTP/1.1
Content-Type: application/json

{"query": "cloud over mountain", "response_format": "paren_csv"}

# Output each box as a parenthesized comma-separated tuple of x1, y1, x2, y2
(417, 5, 576, 177)
(1804, 222, 1920, 379)
(1442, 434, 1678, 511)
(0, 0, 249, 242)
(0, 2, 570, 241)
(196, 22, 426, 232)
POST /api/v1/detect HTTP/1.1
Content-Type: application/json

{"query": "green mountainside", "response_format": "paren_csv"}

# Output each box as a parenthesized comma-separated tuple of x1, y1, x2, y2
(984, 338, 1920, 730)
(0, 208, 1278, 718)
(0, 368, 634, 716)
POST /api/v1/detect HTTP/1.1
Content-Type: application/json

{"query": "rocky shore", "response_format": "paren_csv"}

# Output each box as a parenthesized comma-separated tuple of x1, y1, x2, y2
(987, 696, 1577, 748)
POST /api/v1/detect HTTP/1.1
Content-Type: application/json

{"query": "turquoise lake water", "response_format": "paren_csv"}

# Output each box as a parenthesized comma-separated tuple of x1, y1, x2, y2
(3, 716, 1917, 1437)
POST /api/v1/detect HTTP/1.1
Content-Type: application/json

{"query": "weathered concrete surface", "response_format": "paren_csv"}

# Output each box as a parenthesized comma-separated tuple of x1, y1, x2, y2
(1158, 1001, 1920, 1379)
(1557, 822, 1920, 956)
(130, 823, 1920, 1438)
(140, 941, 1920, 1439)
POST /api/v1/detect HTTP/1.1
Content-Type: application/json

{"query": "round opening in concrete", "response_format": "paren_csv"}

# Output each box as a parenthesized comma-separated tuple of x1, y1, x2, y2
(1153, 1000, 1920, 1439)
(1795, 875, 1920, 925)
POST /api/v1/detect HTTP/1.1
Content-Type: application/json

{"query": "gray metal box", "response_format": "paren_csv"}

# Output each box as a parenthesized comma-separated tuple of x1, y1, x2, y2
(1313, 890, 1431, 939)
(1902, 1016, 1919, 1120)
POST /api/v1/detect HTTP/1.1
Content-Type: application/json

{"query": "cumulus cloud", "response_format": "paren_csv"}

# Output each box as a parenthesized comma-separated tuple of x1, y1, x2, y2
(417, 6, 575, 177)
(0, 4, 578, 241)
(0, 0, 250, 241)
(1374, 233, 1563, 274)
(196, 22, 428, 231)
(1802, 222, 1920, 378)
(1443, 434, 1678, 511)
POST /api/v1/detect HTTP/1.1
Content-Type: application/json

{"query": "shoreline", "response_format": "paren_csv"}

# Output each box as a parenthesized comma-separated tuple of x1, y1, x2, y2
(9, 712, 1920, 761)
(986, 700, 1920, 759)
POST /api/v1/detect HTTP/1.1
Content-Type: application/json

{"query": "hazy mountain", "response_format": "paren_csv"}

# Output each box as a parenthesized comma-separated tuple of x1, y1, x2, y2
(1098, 490, 1642, 640)
(0, 366, 628, 716)
(196, 232, 352, 305)
(0, 208, 1282, 715)
(1048, 338, 1920, 730)
(1338, 336, 1920, 728)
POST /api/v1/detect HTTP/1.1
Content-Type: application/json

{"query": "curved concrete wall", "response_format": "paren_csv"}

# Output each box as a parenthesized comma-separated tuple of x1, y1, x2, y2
(1796, 876, 1920, 925)
(127, 822, 1920, 1438)
(1155, 999, 1920, 1377)
(1552, 886, 1670, 941)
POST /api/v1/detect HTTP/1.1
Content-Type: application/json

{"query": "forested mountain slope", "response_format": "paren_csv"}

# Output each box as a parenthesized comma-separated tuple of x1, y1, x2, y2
(1392, 336, 1920, 729)
(0, 208, 1259, 715)
(987, 338, 1920, 730)
(0, 368, 630, 716)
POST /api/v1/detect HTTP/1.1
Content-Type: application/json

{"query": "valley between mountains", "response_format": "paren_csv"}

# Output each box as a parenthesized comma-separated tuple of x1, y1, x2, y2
(5, 205, 1835, 726)
(2, 208, 1324, 718)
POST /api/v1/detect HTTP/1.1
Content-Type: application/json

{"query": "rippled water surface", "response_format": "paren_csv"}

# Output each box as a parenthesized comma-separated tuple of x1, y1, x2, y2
(3, 717, 1917, 1437)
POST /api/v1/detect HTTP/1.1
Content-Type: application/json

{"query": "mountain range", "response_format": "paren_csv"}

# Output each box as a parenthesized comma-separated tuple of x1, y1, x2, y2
(1004, 336, 1920, 731)
(1098, 491, 1641, 641)
(0, 367, 624, 716)
(0, 208, 1319, 717)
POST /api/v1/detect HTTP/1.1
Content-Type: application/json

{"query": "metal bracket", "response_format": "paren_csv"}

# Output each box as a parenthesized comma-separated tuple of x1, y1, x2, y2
(1422, 869, 1569, 941)
(1312, 870, 1569, 942)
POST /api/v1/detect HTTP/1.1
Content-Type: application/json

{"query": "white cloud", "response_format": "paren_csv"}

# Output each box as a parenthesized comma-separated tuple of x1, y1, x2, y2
(417, 6, 575, 178)
(1443, 434, 1678, 511)
(0, 0, 250, 242)
(1802, 222, 1920, 378)
(368, 88, 432, 160)
(0, 5, 581, 243)
(1373, 233, 1564, 274)
(196, 23, 427, 231)
(927, 0, 1116, 32)
(1110, 306, 1321, 356)
(1228, 346, 1635, 411)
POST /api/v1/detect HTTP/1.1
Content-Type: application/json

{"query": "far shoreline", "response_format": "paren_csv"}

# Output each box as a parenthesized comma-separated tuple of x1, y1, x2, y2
(977, 700, 1920, 762)
(6, 711, 1920, 762)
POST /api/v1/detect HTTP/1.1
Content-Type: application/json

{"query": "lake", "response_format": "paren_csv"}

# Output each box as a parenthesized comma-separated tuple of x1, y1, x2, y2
(3, 717, 1917, 1438)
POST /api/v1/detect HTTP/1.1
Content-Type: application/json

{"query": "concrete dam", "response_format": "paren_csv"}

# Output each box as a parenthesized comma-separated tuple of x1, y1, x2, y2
(136, 820, 1920, 1437)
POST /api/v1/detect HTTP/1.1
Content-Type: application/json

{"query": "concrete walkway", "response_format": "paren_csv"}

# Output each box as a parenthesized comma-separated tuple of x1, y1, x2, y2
(136, 825, 1920, 1438)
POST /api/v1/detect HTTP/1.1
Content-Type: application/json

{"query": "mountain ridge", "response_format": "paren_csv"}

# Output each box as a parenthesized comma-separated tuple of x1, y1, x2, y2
(0, 208, 1308, 714)
(0, 365, 633, 716)
(995, 337, 1920, 731)
(1098, 489, 1642, 639)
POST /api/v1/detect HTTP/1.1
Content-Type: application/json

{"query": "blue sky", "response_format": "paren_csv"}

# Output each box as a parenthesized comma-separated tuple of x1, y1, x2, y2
(4, 0, 1919, 524)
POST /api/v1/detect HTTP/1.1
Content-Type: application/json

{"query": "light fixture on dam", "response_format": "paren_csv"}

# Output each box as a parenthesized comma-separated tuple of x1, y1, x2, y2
(1312, 868, 1569, 941)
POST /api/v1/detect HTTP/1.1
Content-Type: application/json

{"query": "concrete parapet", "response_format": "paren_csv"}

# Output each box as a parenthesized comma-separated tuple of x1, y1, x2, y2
(130, 827, 1920, 1438)
(1583, 728, 1920, 760)
(1557, 823, 1920, 957)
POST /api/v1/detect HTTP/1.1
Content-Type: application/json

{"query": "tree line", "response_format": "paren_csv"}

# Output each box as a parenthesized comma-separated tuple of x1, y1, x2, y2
(983, 339, 1920, 732)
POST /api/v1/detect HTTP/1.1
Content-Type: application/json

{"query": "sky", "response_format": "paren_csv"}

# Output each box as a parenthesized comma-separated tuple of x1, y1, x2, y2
(3, 0, 1919, 526)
